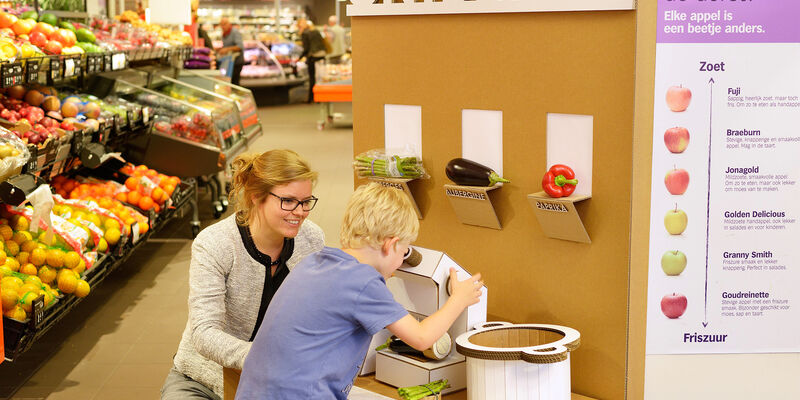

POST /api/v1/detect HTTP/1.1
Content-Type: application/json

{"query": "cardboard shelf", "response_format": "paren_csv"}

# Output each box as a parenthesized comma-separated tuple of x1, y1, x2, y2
(369, 177, 422, 219)
(527, 191, 591, 243)
(444, 184, 503, 230)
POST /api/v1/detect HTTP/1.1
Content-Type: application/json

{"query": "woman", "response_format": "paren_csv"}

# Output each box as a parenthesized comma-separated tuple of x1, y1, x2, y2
(161, 150, 325, 400)
(298, 18, 328, 103)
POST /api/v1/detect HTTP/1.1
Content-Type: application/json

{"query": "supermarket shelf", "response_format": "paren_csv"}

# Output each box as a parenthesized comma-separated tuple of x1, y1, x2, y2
(41, 10, 89, 19)
(2, 179, 197, 362)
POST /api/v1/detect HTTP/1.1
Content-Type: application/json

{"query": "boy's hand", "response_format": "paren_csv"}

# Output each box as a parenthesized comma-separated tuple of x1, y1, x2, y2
(448, 268, 482, 309)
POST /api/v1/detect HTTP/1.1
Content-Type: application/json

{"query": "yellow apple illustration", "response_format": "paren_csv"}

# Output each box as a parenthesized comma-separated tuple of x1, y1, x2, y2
(664, 206, 688, 235)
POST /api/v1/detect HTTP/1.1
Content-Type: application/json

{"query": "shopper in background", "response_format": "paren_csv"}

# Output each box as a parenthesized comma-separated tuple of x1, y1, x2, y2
(324, 15, 347, 64)
(161, 150, 325, 400)
(235, 183, 484, 399)
(217, 17, 245, 86)
(298, 18, 327, 103)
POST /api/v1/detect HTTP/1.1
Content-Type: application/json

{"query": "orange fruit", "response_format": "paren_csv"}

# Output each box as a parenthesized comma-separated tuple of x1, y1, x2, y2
(37, 265, 56, 284)
(5, 257, 20, 272)
(163, 184, 175, 197)
(151, 187, 165, 203)
(127, 191, 141, 206)
(137, 222, 149, 235)
(115, 192, 128, 203)
(104, 228, 121, 246)
(63, 251, 81, 269)
(4, 305, 26, 321)
(30, 247, 47, 266)
(5, 241, 19, 256)
(1, 288, 19, 311)
(125, 177, 138, 191)
(139, 196, 154, 211)
(16, 251, 29, 265)
(74, 280, 90, 298)
(45, 248, 65, 268)
(19, 263, 38, 276)
(98, 197, 113, 209)
(57, 273, 78, 294)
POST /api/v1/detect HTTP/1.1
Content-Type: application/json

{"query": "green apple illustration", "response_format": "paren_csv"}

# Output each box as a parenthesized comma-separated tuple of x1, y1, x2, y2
(661, 250, 687, 276)
(664, 205, 688, 235)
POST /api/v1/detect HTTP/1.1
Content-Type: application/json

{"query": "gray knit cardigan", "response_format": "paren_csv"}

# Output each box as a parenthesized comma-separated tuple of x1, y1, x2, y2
(172, 214, 325, 397)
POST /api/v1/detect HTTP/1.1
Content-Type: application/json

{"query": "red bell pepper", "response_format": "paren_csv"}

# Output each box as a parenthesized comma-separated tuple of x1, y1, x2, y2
(542, 164, 578, 198)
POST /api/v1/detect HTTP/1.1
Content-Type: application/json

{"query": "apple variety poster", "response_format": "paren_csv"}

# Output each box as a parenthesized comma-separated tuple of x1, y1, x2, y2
(647, 0, 800, 354)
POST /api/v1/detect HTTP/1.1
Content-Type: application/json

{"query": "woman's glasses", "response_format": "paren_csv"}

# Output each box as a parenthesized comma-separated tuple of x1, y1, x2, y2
(269, 192, 318, 211)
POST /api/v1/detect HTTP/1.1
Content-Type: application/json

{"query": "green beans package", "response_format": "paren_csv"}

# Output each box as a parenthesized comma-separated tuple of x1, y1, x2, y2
(353, 148, 429, 179)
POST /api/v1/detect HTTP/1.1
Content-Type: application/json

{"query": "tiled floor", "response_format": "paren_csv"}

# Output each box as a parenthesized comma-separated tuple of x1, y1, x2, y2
(0, 103, 354, 399)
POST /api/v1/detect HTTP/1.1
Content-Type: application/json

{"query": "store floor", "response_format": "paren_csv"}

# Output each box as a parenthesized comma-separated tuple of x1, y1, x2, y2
(0, 103, 354, 400)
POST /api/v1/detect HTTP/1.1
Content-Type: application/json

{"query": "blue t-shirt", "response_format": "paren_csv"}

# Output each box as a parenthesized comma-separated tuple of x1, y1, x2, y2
(235, 247, 408, 400)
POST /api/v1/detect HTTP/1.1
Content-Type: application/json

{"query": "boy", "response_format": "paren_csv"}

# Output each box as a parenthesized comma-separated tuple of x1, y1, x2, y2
(235, 182, 483, 399)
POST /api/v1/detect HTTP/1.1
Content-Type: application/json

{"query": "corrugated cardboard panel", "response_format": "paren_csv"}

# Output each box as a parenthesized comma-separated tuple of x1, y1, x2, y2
(352, 11, 635, 399)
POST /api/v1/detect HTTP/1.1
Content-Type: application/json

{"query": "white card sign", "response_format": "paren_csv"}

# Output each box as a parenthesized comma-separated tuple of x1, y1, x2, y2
(347, 0, 634, 16)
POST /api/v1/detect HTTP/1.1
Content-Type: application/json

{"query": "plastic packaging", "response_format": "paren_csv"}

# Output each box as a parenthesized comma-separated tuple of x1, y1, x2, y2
(0, 126, 30, 181)
(353, 148, 429, 179)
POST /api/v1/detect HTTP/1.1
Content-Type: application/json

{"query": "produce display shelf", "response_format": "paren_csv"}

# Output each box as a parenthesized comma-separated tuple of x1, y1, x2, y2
(2, 179, 197, 362)
(0, 46, 193, 90)
(244, 124, 262, 143)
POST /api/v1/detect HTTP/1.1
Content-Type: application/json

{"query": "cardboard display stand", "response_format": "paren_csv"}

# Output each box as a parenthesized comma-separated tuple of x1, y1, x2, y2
(367, 246, 487, 392)
(369, 177, 422, 219)
(443, 184, 502, 230)
(527, 192, 591, 243)
(456, 322, 580, 400)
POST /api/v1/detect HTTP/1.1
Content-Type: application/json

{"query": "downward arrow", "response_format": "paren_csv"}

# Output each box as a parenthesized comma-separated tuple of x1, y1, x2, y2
(703, 77, 714, 328)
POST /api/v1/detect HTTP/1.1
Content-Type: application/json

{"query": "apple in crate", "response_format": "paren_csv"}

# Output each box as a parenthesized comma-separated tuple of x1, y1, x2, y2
(661, 293, 687, 319)
(666, 85, 691, 112)
(664, 127, 689, 153)
(661, 250, 687, 276)
(665, 168, 689, 195)
(664, 207, 688, 235)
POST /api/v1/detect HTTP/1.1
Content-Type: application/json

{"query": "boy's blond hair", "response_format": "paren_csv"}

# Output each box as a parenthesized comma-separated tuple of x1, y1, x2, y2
(340, 182, 419, 249)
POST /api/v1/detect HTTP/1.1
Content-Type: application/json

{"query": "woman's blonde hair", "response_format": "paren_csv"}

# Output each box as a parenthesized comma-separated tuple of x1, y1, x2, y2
(340, 182, 419, 249)
(229, 150, 318, 225)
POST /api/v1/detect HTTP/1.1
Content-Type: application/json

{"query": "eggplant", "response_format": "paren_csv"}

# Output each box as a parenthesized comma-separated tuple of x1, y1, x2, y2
(445, 157, 510, 187)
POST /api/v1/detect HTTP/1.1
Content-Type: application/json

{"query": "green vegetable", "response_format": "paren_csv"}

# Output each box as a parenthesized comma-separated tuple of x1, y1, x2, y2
(39, 13, 58, 26)
(76, 28, 96, 43)
(59, 21, 76, 32)
(354, 155, 427, 179)
(397, 379, 449, 400)
(21, 10, 38, 20)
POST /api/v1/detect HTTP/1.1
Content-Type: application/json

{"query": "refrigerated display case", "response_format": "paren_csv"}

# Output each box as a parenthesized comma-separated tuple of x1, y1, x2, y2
(176, 70, 262, 143)
(239, 40, 306, 88)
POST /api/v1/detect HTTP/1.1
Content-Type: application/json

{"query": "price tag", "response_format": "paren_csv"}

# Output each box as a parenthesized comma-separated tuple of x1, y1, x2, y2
(50, 58, 62, 80)
(112, 53, 126, 70)
(1, 62, 21, 88)
(31, 295, 45, 327)
(26, 60, 39, 82)
(103, 54, 111, 71)
(64, 58, 75, 77)
(25, 146, 38, 172)
(36, 150, 47, 171)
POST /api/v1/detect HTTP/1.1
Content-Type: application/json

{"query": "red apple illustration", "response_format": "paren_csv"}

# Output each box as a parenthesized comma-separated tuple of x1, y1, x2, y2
(661, 293, 688, 319)
(666, 85, 692, 112)
(664, 126, 690, 153)
(665, 167, 689, 195)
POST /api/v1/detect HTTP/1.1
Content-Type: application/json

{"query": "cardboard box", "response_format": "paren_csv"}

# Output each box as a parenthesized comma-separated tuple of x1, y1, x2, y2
(361, 245, 487, 390)
(375, 350, 466, 394)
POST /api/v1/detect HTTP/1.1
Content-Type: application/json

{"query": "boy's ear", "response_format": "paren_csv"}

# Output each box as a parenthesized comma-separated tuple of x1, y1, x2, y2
(381, 237, 400, 255)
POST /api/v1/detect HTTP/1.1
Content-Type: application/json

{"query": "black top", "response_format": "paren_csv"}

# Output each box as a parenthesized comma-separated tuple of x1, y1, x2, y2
(237, 224, 294, 341)
(301, 28, 327, 59)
